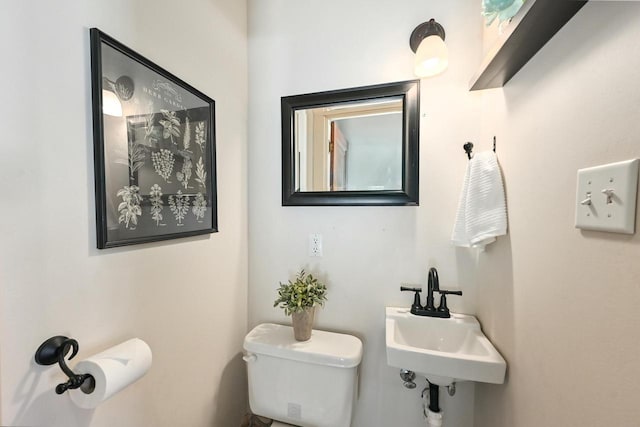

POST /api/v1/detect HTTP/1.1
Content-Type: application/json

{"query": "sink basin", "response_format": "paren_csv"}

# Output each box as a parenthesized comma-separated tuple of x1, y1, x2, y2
(385, 307, 506, 386)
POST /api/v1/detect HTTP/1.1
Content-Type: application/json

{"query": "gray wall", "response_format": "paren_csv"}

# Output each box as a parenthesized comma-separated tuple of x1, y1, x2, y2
(0, 1, 248, 426)
(248, 1, 482, 426)
(248, 1, 640, 427)
(474, 3, 640, 426)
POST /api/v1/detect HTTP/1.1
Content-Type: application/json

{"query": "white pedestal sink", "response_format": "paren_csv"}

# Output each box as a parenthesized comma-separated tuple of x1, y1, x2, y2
(385, 307, 506, 386)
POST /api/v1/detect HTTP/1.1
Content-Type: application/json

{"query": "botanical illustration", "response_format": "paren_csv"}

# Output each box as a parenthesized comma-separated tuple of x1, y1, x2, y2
(176, 156, 193, 190)
(195, 156, 207, 190)
(151, 148, 175, 182)
(144, 113, 159, 145)
(183, 117, 191, 152)
(116, 185, 143, 229)
(116, 138, 145, 180)
(127, 140, 145, 179)
(159, 109, 181, 145)
(149, 184, 164, 226)
(195, 122, 206, 153)
(169, 190, 190, 225)
(192, 193, 207, 222)
(92, 28, 217, 248)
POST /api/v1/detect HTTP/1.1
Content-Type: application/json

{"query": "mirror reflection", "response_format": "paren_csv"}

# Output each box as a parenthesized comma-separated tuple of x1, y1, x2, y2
(282, 80, 420, 206)
(295, 97, 403, 192)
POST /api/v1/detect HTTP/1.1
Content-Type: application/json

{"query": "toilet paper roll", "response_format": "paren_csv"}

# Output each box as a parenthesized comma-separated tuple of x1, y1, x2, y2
(69, 338, 152, 409)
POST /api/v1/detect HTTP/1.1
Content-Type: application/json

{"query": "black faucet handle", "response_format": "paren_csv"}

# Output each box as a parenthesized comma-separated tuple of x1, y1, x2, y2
(400, 286, 423, 314)
(438, 290, 462, 296)
(436, 290, 462, 314)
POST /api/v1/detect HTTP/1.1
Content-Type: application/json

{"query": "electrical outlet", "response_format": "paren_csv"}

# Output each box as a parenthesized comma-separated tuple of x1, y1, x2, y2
(309, 234, 323, 257)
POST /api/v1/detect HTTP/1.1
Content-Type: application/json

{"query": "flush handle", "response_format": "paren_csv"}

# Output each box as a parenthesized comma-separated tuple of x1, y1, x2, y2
(243, 353, 257, 363)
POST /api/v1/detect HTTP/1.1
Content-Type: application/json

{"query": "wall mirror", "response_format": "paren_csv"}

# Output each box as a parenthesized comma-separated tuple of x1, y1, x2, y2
(282, 80, 420, 206)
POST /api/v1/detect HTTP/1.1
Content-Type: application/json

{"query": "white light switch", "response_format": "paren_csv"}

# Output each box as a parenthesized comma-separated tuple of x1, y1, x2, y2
(575, 159, 639, 234)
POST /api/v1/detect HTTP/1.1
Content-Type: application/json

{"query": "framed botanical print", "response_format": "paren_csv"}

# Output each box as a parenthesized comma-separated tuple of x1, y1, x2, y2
(90, 28, 217, 249)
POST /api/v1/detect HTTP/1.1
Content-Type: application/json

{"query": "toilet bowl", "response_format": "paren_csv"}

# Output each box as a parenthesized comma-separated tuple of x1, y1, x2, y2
(244, 323, 363, 427)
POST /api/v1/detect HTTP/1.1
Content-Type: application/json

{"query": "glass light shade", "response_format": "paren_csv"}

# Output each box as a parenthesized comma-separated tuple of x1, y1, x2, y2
(102, 89, 123, 117)
(414, 35, 449, 78)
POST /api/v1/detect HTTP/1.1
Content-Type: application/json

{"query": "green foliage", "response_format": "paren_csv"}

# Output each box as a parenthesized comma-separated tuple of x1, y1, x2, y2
(273, 269, 327, 316)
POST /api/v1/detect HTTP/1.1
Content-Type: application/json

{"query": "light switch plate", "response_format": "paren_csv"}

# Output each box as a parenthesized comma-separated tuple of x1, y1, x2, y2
(575, 159, 639, 234)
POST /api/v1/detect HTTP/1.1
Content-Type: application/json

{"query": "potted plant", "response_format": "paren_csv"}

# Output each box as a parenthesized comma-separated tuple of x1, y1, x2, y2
(273, 269, 328, 341)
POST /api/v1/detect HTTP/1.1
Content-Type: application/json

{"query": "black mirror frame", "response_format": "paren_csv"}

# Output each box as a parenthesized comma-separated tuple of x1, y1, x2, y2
(281, 80, 420, 206)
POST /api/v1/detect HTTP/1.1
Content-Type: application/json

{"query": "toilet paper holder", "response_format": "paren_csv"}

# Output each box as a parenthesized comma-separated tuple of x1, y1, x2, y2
(35, 336, 96, 395)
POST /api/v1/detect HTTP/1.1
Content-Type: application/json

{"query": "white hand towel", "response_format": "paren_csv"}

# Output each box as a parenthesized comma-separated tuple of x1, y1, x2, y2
(451, 151, 507, 249)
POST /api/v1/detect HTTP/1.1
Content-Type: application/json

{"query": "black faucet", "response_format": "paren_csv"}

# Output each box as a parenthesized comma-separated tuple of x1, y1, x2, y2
(425, 267, 439, 311)
(400, 267, 463, 318)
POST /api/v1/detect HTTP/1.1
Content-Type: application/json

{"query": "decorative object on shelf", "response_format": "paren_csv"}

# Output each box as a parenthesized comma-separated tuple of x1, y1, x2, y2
(482, 0, 525, 27)
(470, 0, 587, 91)
(90, 28, 217, 248)
(409, 18, 448, 78)
(273, 269, 328, 341)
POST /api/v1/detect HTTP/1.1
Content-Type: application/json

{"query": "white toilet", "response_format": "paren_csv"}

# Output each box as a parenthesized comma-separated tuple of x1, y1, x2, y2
(243, 323, 363, 427)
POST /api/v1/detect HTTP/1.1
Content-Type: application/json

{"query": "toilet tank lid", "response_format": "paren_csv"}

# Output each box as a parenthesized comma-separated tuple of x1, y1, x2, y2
(244, 323, 363, 368)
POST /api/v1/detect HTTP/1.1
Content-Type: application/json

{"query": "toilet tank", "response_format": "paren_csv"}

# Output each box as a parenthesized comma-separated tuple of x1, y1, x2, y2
(244, 323, 363, 427)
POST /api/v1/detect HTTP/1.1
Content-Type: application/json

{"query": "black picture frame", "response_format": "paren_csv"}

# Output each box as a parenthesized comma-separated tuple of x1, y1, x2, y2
(281, 80, 420, 206)
(90, 28, 217, 249)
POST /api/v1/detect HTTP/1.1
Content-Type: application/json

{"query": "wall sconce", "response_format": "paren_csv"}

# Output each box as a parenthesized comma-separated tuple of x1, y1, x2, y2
(101, 75, 134, 117)
(409, 19, 448, 78)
